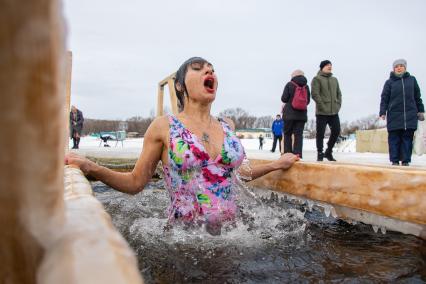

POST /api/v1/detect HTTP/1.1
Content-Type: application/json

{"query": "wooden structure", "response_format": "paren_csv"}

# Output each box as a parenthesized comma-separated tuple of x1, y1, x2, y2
(356, 128, 389, 153)
(156, 72, 179, 116)
(248, 160, 426, 239)
(0, 1, 143, 283)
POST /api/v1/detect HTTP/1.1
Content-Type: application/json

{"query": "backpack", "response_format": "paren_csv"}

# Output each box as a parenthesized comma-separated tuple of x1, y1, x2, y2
(290, 82, 308, 111)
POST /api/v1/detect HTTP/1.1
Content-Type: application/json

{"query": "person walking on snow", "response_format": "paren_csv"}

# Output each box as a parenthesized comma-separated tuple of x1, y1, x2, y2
(311, 60, 342, 162)
(379, 59, 424, 166)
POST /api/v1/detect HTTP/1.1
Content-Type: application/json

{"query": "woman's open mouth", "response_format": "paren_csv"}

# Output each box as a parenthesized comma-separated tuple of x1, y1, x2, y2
(203, 76, 215, 93)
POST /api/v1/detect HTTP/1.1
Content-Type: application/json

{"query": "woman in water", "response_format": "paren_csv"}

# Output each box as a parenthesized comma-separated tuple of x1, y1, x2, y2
(66, 57, 299, 232)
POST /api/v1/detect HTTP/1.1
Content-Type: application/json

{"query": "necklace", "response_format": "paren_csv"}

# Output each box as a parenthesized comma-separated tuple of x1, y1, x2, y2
(201, 132, 210, 143)
(181, 113, 212, 143)
(201, 116, 212, 143)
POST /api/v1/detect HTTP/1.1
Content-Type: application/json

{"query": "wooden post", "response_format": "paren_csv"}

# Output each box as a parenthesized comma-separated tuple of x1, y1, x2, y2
(0, 0, 66, 282)
(167, 78, 178, 115)
(156, 85, 164, 116)
(156, 73, 177, 117)
(65, 51, 72, 152)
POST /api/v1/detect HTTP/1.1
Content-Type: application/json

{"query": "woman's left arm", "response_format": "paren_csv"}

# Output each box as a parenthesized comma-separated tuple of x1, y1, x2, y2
(239, 153, 299, 181)
(414, 77, 425, 113)
(222, 117, 299, 181)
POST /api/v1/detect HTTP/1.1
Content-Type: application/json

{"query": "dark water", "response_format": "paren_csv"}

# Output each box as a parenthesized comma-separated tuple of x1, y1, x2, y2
(92, 181, 426, 283)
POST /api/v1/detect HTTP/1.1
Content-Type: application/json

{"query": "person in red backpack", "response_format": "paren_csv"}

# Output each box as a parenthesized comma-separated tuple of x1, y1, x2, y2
(281, 70, 310, 158)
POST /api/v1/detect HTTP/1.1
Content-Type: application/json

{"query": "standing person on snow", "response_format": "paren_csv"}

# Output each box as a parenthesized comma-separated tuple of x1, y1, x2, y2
(258, 134, 264, 150)
(281, 69, 310, 158)
(271, 114, 284, 153)
(70, 105, 84, 149)
(380, 59, 424, 166)
(311, 60, 342, 162)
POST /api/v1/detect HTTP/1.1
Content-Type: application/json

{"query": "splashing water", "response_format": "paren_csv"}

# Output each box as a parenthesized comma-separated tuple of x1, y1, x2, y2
(92, 180, 426, 283)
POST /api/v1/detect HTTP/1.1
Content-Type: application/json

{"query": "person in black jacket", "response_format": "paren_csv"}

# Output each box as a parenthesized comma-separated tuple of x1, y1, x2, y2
(281, 70, 311, 158)
(380, 59, 425, 166)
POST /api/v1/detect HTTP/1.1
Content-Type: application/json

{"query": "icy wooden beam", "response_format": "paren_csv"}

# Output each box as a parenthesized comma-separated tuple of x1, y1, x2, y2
(248, 160, 426, 229)
(38, 167, 143, 283)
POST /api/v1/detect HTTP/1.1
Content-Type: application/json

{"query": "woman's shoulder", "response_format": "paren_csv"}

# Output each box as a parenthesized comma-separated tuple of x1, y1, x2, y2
(147, 115, 171, 133)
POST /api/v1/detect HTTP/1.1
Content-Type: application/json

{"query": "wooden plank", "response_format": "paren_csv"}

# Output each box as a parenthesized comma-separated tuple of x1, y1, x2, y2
(248, 160, 426, 225)
(158, 72, 176, 87)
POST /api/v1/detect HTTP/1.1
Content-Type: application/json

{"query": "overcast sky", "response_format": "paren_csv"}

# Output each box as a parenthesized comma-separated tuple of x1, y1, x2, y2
(63, 0, 426, 122)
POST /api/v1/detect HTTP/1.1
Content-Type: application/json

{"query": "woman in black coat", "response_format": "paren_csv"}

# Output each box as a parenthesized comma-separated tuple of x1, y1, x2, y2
(281, 70, 311, 158)
(70, 105, 84, 149)
(380, 59, 424, 166)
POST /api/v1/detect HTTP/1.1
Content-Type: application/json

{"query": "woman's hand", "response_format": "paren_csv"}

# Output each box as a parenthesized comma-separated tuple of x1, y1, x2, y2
(380, 115, 386, 120)
(65, 152, 95, 175)
(274, 153, 299, 170)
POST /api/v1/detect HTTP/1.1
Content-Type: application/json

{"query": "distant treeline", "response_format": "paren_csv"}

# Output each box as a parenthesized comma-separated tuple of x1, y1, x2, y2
(82, 116, 154, 137)
(81, 108, 382, 138)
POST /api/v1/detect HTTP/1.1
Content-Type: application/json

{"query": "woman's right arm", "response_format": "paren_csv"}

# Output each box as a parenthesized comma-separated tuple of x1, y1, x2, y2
(65, 117, 167, 195)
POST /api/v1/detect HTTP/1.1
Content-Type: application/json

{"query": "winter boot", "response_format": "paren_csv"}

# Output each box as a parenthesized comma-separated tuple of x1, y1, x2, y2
(317, 152, 324, 162)
(324, 149, 337, 162)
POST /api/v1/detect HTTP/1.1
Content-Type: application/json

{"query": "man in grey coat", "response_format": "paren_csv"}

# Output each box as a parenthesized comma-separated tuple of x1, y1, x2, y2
(70, 105, 84, 149)
(311, 60, 342, 161)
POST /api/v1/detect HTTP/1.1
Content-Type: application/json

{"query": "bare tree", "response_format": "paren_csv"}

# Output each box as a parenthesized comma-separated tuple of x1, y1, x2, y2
(254, 116, 274, 128)
(218, 108, 257, 129)
(304, 119, 316, 138)
(82, 119, 120, 136)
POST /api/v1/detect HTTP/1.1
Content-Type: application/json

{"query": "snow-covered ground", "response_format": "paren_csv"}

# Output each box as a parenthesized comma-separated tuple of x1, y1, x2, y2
(71, 136, 426, 168)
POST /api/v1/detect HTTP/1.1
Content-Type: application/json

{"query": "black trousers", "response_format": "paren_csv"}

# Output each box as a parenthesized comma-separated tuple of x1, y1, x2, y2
(271, 134, 282, 153)
(316, 114, 340, 153)
(388, 129, 415, 163)
(283, 120, 306, 158)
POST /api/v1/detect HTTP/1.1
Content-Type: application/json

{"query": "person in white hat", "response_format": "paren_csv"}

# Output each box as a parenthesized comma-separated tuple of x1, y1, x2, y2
(379, 59, 425, 166)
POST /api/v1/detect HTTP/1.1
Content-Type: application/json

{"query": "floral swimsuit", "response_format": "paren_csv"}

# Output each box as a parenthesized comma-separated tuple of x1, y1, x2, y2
(162, 115, 245, 225)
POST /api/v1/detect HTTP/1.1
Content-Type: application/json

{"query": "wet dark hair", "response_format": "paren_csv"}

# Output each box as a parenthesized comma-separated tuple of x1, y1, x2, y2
(174, 57, 210, 110)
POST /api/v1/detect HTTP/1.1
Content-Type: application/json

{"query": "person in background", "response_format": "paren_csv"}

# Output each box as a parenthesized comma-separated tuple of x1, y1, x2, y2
(271, 114, 284, 153)
(281, 69, 310, 158)
(311, 60, 342, 162)
(259, 134, 264, 150)
(380, 59, 424, 166)
(70, 105, 84, 149)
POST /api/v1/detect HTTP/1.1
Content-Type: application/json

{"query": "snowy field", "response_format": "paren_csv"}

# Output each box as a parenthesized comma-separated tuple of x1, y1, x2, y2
(70, 136, 426, 168)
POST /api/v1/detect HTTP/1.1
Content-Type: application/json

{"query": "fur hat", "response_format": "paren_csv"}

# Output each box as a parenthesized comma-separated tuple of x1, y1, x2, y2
(393, 59, 407, 69)
(291, 69, 304, 78)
